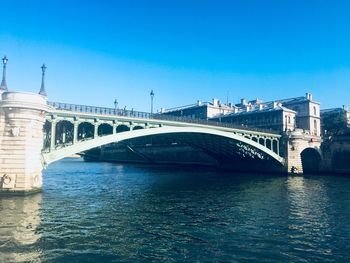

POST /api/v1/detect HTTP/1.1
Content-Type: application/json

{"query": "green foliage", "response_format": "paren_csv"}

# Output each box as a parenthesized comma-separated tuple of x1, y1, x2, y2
(322, 111, 350, 135)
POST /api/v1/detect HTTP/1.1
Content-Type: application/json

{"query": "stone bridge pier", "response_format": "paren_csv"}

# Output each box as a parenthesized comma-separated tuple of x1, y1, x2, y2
(0, 92, 49, 194)
(283, 130, 322, 174)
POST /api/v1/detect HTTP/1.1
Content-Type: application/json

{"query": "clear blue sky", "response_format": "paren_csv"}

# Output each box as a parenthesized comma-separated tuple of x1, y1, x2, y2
(1, 0, 349, 111)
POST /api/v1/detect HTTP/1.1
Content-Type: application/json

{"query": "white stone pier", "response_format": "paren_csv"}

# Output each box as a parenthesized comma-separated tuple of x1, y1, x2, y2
(283, 129, 321, 174)
(0, 92, 49, 194)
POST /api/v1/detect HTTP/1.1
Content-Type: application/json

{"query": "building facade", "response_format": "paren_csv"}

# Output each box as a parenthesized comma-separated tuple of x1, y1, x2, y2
(161, 98, 237, 119)
(161, 93, 321, 136)
(212, 102, 297, 133)
(277, 93, 321, 136)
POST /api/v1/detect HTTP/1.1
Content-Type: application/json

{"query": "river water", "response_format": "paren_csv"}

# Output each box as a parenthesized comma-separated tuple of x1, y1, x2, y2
(0, 158, 350, 262)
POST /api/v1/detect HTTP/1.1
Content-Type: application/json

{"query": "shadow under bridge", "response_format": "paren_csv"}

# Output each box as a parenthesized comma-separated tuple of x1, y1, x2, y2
(42, 126, 285, 172)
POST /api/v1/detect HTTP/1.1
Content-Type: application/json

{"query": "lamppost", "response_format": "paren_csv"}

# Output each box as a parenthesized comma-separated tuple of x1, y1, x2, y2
(0, 56, 8, 91)
(114, 99, 118, 114)
(150, 90, 154, 114)
(39, 64, 47, 96)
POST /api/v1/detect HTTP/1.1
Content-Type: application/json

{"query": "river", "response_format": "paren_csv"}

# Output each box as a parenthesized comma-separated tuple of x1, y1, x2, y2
(1, 158, 349, 262)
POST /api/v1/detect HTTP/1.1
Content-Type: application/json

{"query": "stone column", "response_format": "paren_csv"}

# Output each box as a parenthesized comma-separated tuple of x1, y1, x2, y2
(0, 92, 49, 194)
(94, 119, 99, 138)
(50, 120, 56, 151)
(283, 131, 304, 174)
(112, 120, 117, 134)
(73, 119, 79, 144)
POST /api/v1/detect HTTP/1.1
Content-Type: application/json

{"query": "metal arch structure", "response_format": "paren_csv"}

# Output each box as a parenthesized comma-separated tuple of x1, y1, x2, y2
(42, 102, 285, 167)
(42, 126, 285, 166)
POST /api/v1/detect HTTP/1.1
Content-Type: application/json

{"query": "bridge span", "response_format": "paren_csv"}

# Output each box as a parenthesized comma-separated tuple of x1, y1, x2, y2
(0, 91, 321, 194)
(43, 101, 283, 164)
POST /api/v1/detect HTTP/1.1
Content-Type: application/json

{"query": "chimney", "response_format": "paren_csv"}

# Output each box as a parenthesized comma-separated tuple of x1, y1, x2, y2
(240, 98, 247, 106)
(273, 102, 278, 108)
(212, 98, 219, 107)
(197, 100, 202, 106)
(343, 105, 348, 111)
(306, 92, 313, 101)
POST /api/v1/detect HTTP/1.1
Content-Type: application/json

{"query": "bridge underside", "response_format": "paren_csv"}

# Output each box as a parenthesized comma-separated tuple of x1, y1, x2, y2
(83, 133, 286, 173)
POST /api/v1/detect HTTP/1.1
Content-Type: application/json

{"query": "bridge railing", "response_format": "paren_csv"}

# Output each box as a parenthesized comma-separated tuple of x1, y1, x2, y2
(48, 101, 280, 135)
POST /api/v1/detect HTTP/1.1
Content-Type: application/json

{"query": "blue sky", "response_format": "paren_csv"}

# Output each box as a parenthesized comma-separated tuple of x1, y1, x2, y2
(0, 0, 349, 111)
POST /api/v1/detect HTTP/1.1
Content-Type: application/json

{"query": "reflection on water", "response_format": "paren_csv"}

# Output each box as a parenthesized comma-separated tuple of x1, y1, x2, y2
(287, 176, 334, 260)
(0, 194, 42, 262)
(0, 158, 350, 262)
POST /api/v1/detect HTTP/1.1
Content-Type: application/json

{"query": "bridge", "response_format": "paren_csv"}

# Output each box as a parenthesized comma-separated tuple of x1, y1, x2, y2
(0, 91, 321, 194)
(43, 101, 283, 164)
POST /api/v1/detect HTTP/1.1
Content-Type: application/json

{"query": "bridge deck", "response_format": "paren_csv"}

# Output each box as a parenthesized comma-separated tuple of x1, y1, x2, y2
(48, 101, 280, 136)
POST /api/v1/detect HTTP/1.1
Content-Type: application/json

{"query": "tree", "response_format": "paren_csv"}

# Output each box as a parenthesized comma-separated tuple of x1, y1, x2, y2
(322, 111, 349, 136)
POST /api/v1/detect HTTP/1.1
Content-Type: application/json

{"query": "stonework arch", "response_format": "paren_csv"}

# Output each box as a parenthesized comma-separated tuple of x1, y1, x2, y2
(300, 148, 322, 174)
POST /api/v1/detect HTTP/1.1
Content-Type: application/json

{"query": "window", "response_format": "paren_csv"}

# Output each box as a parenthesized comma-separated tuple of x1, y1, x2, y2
(313, 106, 317, 116)
(288, 116, 291, 124)
(314, 119, 318, 135)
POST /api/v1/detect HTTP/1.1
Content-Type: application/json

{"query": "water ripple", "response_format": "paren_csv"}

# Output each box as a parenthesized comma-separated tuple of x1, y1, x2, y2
(1, 158, 350, 262)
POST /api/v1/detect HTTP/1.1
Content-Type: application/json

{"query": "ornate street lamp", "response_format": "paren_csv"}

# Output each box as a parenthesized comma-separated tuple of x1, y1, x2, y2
(114, 99, 118, 115)
(150, 90, 155, 114)
(114, 99, 118, 110)
(0, 56, 8, 91)
(39, 64, 47, 96)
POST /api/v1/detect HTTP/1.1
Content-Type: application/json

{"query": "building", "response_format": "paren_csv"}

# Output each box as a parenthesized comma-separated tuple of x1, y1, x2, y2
(161, 93, 321, 136)
(212, 101, 297, 133)
(276, 93, 321, 136)
(161, 98, 237, 119)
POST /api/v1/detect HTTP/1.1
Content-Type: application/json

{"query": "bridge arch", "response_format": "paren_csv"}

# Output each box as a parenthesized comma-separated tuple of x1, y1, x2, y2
(259, 137, 265, 146)
(133, 125, 144, 130)
(43, 120, 52, 150)
(266, 138, 272, 150)
(55, 120, 74, 146)
(78, 122, 94, 140)
(300, 148, 322, 174)
(98, 123, 113, 136)
(272, 140, 278, 154)
(43, 126, 285, 168)
(116, 124, 130, 133)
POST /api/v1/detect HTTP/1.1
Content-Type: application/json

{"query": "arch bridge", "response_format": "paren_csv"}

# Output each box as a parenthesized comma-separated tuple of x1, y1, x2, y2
(42, 101, 284, 167)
